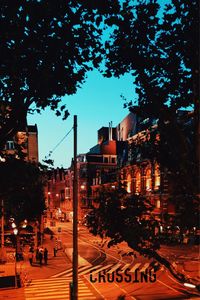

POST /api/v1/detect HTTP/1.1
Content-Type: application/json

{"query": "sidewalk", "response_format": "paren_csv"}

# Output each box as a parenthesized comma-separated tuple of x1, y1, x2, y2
(0, 232, 71, 289)
(0, 225, 103, 300)
(18, 233, 71, 281)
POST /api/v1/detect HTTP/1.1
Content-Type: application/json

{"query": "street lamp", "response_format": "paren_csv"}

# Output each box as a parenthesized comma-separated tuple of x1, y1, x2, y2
(13, 228, 18, 236)
(80, 184, 85, 190)
(13, 228, 18, 288)
(11, 222, 16, 229)
(22, 219, 27, 228)
(183, 283, 197, 289)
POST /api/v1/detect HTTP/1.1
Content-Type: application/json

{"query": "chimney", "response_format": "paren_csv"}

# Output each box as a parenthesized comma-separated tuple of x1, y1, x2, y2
(110, 121, 113, 140)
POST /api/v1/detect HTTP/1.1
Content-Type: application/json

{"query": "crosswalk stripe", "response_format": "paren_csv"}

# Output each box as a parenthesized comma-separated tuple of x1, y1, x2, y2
(25, 283, 86, 290)
(139, 263, 150, 272)
(120, 263, 131, 272)
(25, 295, 69, 300)
(26, 297, 96, 300)
(51, 265, 87, 278)
(65, 265, 95, 277)
(51, 262, 156, 279)
(107, 263, 122, 274)
(129, 263, 141, 272)
(90, 264, 113, 275)
(24, 277, 96, 300)
(30, 277, 71, 283)
(78, 264, 103, 275)
(25, 288, 85, 294)
(25, 295, 96, 300)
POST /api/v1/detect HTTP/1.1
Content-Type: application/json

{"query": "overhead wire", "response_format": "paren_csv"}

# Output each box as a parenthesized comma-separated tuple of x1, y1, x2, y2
(44, 126, 73, 160)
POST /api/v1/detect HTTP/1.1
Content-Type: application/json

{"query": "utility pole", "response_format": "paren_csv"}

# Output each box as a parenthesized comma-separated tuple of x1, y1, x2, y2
(0, 199, 5, 263)
(1, 199, 4, 249)
(71, 115, 78, 300)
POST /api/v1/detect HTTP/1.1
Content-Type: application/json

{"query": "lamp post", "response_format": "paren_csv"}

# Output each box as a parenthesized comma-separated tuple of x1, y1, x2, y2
(13, 227, 18, 288)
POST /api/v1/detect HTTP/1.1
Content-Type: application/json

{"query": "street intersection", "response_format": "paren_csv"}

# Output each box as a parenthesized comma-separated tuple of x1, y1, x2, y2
(0, 221, 199, 300)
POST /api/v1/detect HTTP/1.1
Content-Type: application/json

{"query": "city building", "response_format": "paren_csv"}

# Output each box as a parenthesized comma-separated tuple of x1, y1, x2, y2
(89, 111, 194, 226)
(46, 110, 194, 227)
(3, 124, 39, 162)
(45, 168, 69, 220)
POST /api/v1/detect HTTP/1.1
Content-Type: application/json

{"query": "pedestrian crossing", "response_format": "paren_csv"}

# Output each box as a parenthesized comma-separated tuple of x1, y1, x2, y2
(24, 277, 97, 300)
(51, 262, 157, 278)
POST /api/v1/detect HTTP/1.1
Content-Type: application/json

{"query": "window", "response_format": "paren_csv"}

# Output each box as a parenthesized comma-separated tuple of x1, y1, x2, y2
(65, 187, 70, 199)
(146, 169, 152, 191)
(6, 141, 15, 150)
(135, 171, 141, 193)
(156, 199, 161, 208)
(154, 165, 160, 190)
(111, 157, 116, 163)
(103, 156, 109, 163)
(60, 189, 65, 201)
(127, 174, 131, 193)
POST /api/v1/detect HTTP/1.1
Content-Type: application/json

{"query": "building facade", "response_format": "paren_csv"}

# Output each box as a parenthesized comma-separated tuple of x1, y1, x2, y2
(3, 124, 39, 162)
(46, 111, 194, 228)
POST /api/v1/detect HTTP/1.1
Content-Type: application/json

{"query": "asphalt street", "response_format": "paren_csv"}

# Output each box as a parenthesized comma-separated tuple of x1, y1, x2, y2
(0, 220, 199, 300)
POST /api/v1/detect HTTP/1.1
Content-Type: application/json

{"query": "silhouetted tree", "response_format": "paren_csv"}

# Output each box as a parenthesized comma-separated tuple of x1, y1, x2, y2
(100, 0, 199, 237)
(86, 185, 198, 287)
(87, 0, 199, 289)
(0, 158, 46, 223)
(0, 0, 120, 149)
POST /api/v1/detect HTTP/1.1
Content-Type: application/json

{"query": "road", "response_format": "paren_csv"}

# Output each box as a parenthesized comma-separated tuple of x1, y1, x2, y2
(52, 221, 200, 300)
(1, 221, 198, 300)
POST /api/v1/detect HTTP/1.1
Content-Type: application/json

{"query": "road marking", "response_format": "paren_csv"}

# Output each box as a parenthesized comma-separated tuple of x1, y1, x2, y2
(79, 264, 103, 275)
(52, 263, 120, 278)
(91, 264, 113, 275)
(121, 263, 131, 272)
(65, 264, 107, 277)
(139, 263, 150, 272)
(52, 265, 87, 278)
(25, 277, 96, 300)
(51, 261, 156, 279)
(129, 263, 141, 273)
(107, 263, 122, 274)
(51, 266, 88, 278)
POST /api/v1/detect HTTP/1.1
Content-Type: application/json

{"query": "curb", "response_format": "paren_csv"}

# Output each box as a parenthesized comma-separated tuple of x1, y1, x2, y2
(62, 245, 91, 267)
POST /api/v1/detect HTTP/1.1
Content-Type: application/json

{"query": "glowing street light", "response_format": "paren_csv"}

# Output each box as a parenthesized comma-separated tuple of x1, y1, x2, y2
(13, 228, 18, 235)
(11, 222, 16, 229)
(184, 283, 196, 289)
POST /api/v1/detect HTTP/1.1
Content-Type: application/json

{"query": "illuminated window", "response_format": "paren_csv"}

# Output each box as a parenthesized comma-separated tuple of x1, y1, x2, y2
(156, 200, 161, 208)
(146, 169, 152, 191)
(127, 174, 131, 193)
(154, 165, 160, 190)
(65, 187, 70, 199)
(135, 171, 141, 193)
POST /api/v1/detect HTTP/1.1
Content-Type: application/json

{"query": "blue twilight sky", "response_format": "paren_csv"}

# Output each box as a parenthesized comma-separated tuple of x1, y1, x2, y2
(27, 0, 170, 168)
(28, 70, 136, 168)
